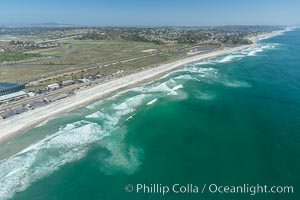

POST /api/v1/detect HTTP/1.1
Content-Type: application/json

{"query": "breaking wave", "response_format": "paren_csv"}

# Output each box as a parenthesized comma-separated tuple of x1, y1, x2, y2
(173, 74, 201, 82)
(245, 43, 280, 56)
(0, 121, 105, 199)
(256, 30, 286, 41)
(147, 98, 157, 105)
(217, 54, 244, 63)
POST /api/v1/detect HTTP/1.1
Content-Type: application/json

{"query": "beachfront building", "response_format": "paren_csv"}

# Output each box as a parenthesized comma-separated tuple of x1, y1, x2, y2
(78, 78, 90, 83)
(0, 91, 28, 103)
(45, 93, 68, 102)
(61, 80, 75, 86)
(47, 83, 60, 90)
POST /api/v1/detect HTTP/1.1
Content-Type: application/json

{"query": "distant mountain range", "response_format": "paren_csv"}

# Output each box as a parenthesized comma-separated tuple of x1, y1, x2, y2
(1, 22, 82, 28)
(29, 22, 82, 27)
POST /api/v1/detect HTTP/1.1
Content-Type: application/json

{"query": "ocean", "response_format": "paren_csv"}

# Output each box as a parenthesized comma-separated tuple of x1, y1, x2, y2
(0, 28, 299, 200)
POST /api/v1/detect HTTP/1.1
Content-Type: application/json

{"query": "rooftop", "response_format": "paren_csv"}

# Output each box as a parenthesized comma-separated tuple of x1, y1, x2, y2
(0, 91, 27, 102)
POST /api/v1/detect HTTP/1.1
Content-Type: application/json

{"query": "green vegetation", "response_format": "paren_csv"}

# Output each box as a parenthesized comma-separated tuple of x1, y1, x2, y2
(0, 39, 187, 82)
(0, 52, 41, 62)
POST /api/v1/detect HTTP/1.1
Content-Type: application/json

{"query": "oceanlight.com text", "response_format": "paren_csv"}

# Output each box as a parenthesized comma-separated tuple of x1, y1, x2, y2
(125, 183, 294, 196)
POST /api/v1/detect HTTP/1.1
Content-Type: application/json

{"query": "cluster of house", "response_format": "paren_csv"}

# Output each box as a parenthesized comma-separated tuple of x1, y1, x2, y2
(45, 77, 96, 91)
(46, 79, 75, 90)
(8, 40, 60, 51)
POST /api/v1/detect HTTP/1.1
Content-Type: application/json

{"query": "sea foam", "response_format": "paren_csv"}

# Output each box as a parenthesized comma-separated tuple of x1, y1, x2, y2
(194, 91, 216, 100)
(0, 121, 105, 200)
(147, 98, 157, 105)
(97, 127, 143, 175)
(217, 54, 244, 63)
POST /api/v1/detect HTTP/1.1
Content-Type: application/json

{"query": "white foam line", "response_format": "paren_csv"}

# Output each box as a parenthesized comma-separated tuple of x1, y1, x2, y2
(217, 54, 245, 63)
(146, 98, 157, 105)
(171, 85, 183, 91)
(0, 121, 105, 199)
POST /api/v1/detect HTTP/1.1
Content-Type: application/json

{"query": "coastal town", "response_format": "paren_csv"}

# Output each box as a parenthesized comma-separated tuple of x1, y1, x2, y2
(0, 25, 282, 120)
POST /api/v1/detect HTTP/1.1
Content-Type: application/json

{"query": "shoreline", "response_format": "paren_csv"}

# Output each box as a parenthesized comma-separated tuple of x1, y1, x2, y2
(0, 33, 274, 142)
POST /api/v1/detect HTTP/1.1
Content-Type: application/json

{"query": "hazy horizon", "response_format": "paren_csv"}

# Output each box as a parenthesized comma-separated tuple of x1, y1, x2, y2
(0, 0, 299, 27)
(0, 22, 292, 28)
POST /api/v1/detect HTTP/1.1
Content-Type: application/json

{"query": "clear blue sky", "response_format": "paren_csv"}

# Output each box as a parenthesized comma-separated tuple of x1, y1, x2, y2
(0, 0, 299, 26)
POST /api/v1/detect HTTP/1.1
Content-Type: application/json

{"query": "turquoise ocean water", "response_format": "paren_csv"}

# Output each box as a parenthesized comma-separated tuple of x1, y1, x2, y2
(0, 28, 299, 200)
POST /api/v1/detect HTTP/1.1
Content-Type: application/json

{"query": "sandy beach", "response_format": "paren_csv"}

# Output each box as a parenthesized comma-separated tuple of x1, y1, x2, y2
(0, 34, 271, 141)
